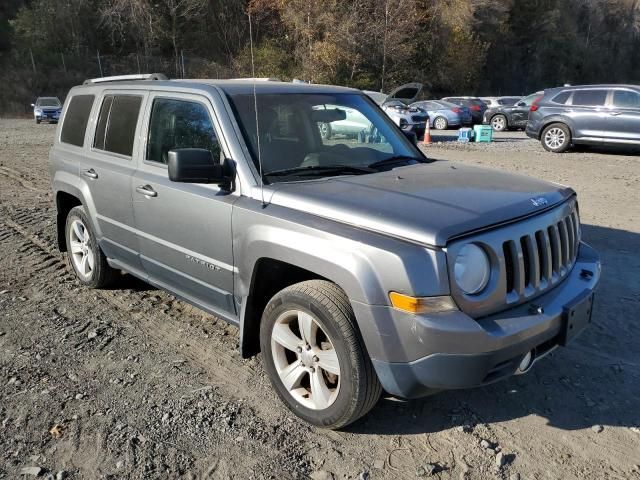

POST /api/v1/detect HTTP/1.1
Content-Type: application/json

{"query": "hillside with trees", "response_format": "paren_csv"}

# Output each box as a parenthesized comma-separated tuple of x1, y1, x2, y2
(1, 0, 639, 114)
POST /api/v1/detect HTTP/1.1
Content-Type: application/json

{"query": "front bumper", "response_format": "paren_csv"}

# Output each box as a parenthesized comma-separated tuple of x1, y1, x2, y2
(354, 242, 600, 399)
(36, 113, 60, 122)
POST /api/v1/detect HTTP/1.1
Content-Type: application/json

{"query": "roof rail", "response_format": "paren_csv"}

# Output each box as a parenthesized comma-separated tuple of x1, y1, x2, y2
(83, 73, 168, 85)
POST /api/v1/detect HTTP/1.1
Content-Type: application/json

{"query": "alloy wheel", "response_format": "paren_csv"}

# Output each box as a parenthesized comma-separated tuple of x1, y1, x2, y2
(69, 219, 95, 280)
(491, 116, 506, 131)
(271, 309, 340, 410)
(544, 127, 566, 150)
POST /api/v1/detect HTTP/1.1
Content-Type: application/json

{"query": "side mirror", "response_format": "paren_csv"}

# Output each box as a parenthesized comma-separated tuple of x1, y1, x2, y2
(516, 101, 526, 107)
(403, 130, 418, 145)
(168, 148, 229, 185)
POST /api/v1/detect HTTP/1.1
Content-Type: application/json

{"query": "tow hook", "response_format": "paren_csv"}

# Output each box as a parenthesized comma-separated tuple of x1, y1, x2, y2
(580, 269, 594, 280)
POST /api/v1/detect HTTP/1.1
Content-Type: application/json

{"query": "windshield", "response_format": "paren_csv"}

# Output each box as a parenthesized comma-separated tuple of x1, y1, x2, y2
(37, 98, 61, 107)
(228, 93, 425, 183)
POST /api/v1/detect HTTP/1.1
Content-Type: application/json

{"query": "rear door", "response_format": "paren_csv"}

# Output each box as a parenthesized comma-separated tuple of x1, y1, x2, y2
(132, 92, 237, 320)
(83, 90, 148, 276)
(605, 89, 640, 143)
(566, 89, 609, 139)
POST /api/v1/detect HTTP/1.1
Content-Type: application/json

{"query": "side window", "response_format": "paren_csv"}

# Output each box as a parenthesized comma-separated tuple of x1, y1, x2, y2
(571, 90, 607, 107)
(60, 95, 95, 147)
(93, 95, 142, 157)
(93, 96, 114, 151)
(612, 90, 640, 109)
(146, 98, 221, 165)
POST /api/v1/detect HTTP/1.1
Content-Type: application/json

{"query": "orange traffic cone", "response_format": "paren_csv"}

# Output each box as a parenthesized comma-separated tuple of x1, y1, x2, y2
(422, 121, 432, 145)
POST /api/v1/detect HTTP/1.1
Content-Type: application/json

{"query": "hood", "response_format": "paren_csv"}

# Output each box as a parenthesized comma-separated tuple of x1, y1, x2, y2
(384, 82, 423, 105)
(267, 162, 574, 247)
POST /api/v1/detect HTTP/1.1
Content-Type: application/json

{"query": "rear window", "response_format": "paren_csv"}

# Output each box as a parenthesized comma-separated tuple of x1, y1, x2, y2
(612, 90, 640, 109)
(60, 95, 95, 147)
(93, 94, 142, 157)
(552, 91, 571, 104)
(571, 90, 607, 107)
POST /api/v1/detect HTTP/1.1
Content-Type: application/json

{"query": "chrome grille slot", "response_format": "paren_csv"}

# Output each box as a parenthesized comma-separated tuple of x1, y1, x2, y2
(558, 220, 569, 269)
(548, 225, 561, 276)
(447, 198, 581, 318)
(535, 230, 551, 288)
(503, 241, 515, 294)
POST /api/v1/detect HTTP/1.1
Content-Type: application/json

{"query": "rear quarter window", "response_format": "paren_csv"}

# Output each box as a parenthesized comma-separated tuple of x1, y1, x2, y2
(60, 95, 95, 147)
(552, 91, 571, 104)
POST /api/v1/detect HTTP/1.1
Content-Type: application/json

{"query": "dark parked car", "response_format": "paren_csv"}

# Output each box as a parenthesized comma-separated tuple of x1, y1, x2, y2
(483, 92, 543, 131)
(526, 84, 640, 153)
(441, 97, 487, 124)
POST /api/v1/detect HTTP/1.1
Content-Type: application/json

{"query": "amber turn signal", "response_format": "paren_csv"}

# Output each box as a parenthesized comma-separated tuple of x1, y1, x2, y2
(389, 292, 458, 314)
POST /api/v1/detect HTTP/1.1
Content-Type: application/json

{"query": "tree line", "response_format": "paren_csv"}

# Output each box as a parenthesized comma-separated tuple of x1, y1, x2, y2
(1, 0, 639, 114)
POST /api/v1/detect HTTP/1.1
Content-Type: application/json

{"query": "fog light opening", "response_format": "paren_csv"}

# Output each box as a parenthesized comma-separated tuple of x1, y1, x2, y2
(516, 350, 535, 374)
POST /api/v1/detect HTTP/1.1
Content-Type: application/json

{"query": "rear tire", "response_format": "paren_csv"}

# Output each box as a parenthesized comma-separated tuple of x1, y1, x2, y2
(541, 123, 571, 153)
(260, 280, 382, 429)
(65, 206, 118, 288)
(490, 114, 507, 131)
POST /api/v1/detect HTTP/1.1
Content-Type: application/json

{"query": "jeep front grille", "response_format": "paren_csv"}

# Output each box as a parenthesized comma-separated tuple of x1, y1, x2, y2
(502, 209, 579, 302)
(446, 198, 580, 318)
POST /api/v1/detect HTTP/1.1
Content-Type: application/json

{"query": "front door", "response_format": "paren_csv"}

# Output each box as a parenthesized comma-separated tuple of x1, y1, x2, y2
(605, 89, 640, 143)
(132, 92, 237, 320)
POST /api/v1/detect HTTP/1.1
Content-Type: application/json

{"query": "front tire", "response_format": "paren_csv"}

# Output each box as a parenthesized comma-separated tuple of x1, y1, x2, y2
(541, 123, 571, 153)
(433, 116, 448, 130)
(260, 280, 382, 429)
(65, 206, 117, 288)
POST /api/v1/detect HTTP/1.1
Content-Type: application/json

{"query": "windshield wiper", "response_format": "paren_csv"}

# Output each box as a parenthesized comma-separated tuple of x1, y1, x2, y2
(367, 155, 427, 170)
(265, 164, 375, 178)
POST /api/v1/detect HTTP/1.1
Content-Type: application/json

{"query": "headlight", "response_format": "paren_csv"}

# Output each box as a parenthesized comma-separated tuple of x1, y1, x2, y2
(454, 244, 490, 294)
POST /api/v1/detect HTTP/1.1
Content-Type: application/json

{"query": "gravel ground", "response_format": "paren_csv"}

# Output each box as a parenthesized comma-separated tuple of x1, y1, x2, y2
(1, 119, 639, 479)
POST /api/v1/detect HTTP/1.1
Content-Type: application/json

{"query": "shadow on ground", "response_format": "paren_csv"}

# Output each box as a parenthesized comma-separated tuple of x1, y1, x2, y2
(349, 224, 640, 435)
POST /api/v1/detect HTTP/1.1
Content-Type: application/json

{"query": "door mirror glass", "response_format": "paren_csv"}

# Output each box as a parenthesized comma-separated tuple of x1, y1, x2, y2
(516, 101, 526, 107)
(168, 148, 226, 184)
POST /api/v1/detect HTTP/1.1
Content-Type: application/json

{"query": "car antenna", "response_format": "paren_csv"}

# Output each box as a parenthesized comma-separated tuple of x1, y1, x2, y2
(248, 11, 266, 208)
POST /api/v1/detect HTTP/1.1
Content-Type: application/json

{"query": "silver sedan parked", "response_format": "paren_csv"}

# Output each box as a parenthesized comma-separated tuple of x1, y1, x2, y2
(410, 100, 471, 129)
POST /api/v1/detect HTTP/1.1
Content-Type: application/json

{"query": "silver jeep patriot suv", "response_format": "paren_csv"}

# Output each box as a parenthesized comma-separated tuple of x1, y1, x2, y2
(50, 74, 600, 429)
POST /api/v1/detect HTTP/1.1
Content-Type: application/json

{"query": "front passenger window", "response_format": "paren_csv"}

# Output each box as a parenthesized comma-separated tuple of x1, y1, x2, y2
(146, 98, 221, 165)
(612, 90, 640, 109)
